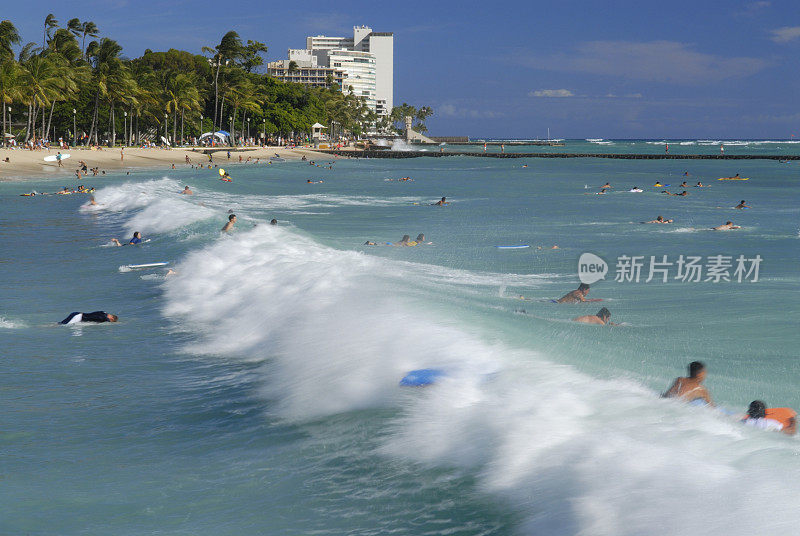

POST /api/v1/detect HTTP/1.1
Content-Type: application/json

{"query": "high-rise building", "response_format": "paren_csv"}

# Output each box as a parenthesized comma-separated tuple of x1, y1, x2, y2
(266, 49, 347, 89)
(271, 26, 393, 115)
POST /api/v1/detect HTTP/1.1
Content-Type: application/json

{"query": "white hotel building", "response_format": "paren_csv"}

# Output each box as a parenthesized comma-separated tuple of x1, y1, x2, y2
(268, 26, 393, 116)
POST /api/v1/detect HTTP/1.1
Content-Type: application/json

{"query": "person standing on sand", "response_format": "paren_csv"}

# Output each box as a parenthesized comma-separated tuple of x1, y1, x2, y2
(56, 152, 63, 167)
(120, 147, 124, 162)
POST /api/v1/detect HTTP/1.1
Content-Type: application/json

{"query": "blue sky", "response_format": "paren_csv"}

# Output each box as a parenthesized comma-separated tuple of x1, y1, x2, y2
(5, 0, 800, 138)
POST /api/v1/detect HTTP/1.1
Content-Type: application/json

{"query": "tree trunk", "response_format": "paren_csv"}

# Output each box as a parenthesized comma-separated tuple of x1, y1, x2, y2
(25, 102, 31, 142)
(232, 104, 238, 146)
(1, 100, 5, 147)
(213, 59, 221, 134)
(87, 90, 100, 145)
(46, 101, 56, 142)
(110, 102, 116, 147)
(173, 110, 177, 145)
(180, 108, 184, 145)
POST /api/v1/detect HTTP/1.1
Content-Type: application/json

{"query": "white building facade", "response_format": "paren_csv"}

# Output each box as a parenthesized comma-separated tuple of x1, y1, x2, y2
(283, 26, 394, 116)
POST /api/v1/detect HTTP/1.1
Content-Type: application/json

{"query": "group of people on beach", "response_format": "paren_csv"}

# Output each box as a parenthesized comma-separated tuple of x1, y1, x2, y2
(663, 361, 796, 435)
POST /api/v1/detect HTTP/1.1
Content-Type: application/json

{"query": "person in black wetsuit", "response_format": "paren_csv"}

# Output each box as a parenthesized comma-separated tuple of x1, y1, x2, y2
(60, 311, 118, 324)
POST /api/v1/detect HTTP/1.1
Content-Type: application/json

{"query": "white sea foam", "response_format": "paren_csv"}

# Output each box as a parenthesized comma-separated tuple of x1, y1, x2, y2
(159, 223, 800, 535)
(0, 316, 22, 328)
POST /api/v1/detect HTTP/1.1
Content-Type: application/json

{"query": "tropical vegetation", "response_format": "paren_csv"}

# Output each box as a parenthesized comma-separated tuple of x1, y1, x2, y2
(0, 17, 433, 147)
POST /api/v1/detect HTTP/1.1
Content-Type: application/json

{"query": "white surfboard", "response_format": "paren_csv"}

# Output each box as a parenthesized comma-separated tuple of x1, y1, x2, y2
(43, 154, 71, 162)
(121, 262, 169, 271)
(496, 245, 530, 249)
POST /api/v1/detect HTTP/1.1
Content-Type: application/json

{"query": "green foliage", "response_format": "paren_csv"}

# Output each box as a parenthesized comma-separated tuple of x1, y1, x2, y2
(1, 18, 431, 146)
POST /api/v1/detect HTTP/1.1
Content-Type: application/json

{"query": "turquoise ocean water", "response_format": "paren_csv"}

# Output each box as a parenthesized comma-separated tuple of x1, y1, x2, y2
(1, 140, 799, 535)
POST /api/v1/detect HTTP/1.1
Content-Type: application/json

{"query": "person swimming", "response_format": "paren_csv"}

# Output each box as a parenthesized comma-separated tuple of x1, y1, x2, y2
(222, 214, 237, 232)
(111, 232, 143, 246)
(629, 186, 643, 192)
(735, 199, 749, 209)
(694, 181, 704, 187)
(557, 283, 601, 303)
(663, 190, 688, 196)
(713, 221, 740, 230)
(573, 307, 614, 325)
(432, 197, 448, 206)
(181, 186, 193, 195)
(742, 401, 797, 435)
(60, 311, 118, 324)
(662, 361, 713, 405)
(270, 219, 278, 226)
(644, 215, 673, 224)
(415, 233, 431, 245)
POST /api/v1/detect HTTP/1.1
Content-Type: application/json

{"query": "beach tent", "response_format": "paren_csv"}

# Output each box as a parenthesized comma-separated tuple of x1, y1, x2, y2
(199, 131, 230, 142)
(3, 133, 15, 138)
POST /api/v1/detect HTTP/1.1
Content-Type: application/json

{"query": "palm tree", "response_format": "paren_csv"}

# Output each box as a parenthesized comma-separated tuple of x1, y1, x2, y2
(0, 20, 21, 61)
(20, 54, 60, 141)
(202, 30, 243, 135)
(0, 60, 23, 145)
(165, 73, 199, 144)
(42, 14, 58, 47)
(81, 21, 99, 60)
(67, 18, 82, 38)
(86, 37, 124, 145)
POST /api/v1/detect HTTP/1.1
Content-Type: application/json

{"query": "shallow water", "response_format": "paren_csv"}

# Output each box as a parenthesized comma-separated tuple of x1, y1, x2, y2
(1, 148, 799, 535)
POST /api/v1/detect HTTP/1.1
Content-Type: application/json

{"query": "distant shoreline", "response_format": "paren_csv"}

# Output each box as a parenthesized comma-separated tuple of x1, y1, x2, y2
(324, 149, 800, 160)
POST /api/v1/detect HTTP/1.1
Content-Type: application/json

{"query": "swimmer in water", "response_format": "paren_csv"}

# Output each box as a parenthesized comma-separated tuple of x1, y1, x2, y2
(694, 181, 704, 187)
(742, 401, 797, 435)
(181, 186, 193, 195)
(713, 221, 741, 230)
(601, 182, 611, 189)
(557, 283, 600, 303)
(270, 219, 278, 226)
(663, 190, 688, 196)
(644, 215, 673, 224)
(111, 231, 143, 246)
(662, 361, 713, 406)
(60, 311, 118, 324)
(654, 182, 664, 187)
(735, 199, 749, 209)
(89, 196, 98, 206)
(573, 307, 614, 325)
(415, 233, 431, 245)
(432, 197, 448, 206)
(679, 181, 688, 188)
(221, 214, 237, 232)
(394, 234, 411, 246)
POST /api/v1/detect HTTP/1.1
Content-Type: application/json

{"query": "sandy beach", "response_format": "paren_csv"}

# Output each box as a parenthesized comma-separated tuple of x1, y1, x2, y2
(0, 146, 332, 181)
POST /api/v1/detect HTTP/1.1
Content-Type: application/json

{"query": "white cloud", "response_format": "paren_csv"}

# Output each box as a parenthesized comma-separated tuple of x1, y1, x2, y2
(439, 103, 503, 119)
(522, 41, 768, 84)
(770, 26, 800, 43)
(529, 89, 575, 98)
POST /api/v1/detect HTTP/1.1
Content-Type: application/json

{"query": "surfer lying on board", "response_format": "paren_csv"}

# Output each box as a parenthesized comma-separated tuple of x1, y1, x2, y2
(111, 232, 143, 246)
(742, 401, 797, 436)
(557, 283, 602, 303)
(432, 197, 448, 206)
(644, 216, 673, 224)
(663, 190, 689, 196)
(662, 361, 713, 406)
(712, 221, 740, 230)
(735, 199, 749, 209)
(60, 311, 118, 324)
(573, 307, 615, 325)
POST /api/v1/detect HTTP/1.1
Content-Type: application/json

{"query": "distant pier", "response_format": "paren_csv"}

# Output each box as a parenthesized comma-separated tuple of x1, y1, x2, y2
(322, 150, 799, 160)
